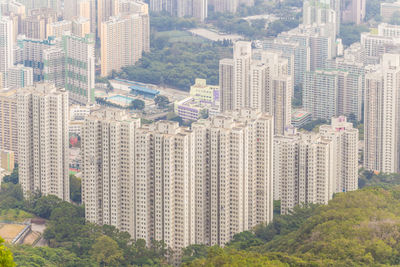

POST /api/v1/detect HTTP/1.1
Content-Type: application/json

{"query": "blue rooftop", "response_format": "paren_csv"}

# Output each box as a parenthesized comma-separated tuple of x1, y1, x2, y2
(129, 85, 160, 95)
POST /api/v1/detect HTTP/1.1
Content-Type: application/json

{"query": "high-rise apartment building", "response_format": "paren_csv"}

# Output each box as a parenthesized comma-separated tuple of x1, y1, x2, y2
(219, 58, 234, 112)
(361, 30, 400, 65)
(21, 8, 57, 39)
(232, 41, 251, 109)
(82, 109, 141, 236)
(46, 20, 72, 38)
(380, 1, 400, 22)
(364, 53, 400, 173)
(320, 116, 359, 193)
(263, 38, 308, 86)
(63, 32, 95, 104)
(82, 109, 274, 251)
(191, 110, 274, 246)
(0, 88, 18, 161)
(97, 0, 119, 37)
(16, 35, 57, 81)
(17, 83, 69, 200)
(192, 0, 207, 21)
(303, 69, 362, 121)
(43, 46, 65, 88)
(279, 24, 337, 73)
(64, 0, 91, 21)
(4, 64, 33, 89)
(303, 0, 338, 35)
(220, 42, 292, 134)
(378, 23, 400, 39)
(0, 16, 14, 74)
(304, 69, 338, 120)
(118, 0, 150, 53)
(71, 17, 91, 37)
(274, 127, 337, 214)
(15, 0, 61, 13)
(210, 0, 239, 13)
(0, 2, 26, 43)
(150, 0, 207, 21)
(341, 0, 365, 24)
(100, 11, 149, 77)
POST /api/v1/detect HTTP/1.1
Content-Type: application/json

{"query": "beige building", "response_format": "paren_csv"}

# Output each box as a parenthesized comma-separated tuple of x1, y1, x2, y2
(191, 109, 274, 246)
(64, 0, 91, 21)
(46, 20, 72, 38)
(0, 16, 14, 74)
(0, 88, 18, 161)
(210, 0, 239, 13)
(364, 54, 400, 173)
(17, 83, 69, 200)
(220, 42, 292, 135)
(21, 8, 57, 39)
(100, 11, 149, 77)
(82, 109, 140, 236)
(82, 108, 274, 251)
(381, 2, 400, 22)
(97, 0, 120, 37)
(219, 58, 234, 112)
(4, 64, 33, 89)
(274, 127, 337, 214)
(0, 150, 15, 172)
(341, 0, 365, 24)
(72, 17, 91, 37)
(320, 116, 359, 193)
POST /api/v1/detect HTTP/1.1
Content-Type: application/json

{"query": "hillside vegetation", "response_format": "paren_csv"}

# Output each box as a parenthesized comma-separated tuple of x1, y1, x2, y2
(184, 186, 400, 266)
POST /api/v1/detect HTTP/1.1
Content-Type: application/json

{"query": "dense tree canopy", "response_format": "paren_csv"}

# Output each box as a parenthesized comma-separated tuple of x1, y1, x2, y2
(0, 238, 15, 267)
(339, 24, 369, 46)
(70, 175, 82, 204)
(185, 187, 400, 266)
(118, 42, 231, 91)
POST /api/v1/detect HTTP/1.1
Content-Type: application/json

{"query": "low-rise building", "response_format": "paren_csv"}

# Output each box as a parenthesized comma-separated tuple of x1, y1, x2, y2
(175, 78, 220, 121)
(0, 150, 14, 173)
(291, 110, 311, 128)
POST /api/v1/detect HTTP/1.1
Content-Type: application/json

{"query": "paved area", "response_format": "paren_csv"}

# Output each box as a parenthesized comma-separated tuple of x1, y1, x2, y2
(188, 28, 244, 42)
(0, 224, 25, 243)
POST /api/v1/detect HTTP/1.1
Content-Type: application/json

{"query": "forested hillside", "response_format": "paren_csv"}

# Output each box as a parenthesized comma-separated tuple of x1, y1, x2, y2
(183, 186, 400, 266)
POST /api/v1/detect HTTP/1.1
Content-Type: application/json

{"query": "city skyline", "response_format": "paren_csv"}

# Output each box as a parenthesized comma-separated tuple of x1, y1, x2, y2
(0, 0, 399, 264)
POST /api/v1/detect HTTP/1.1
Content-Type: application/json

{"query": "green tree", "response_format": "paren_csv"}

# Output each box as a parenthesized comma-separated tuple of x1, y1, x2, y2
(0, 183, 23, 210)
(33, 195, 62, 219)
(129, 99, 145, 110)
(390, 11, 400, 25)
(292, 85, 302, 107)
(182, 244, 208, 263)
(70, 175, 82, 204)
(200, 109, 209, 119)
(0, 237, 15, 267)
(339, 24, 369, 46)
(89, 235, 123, 267)
(2, 167, 18, 184)
(154, 95, 170, 108)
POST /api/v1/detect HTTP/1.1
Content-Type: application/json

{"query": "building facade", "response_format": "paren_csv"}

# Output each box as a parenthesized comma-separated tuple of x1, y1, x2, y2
(220, 42, 292, 134)
(100, 10, 149, 77)
(82, 108, 274, 251)
(17, 83, 69, 200)
(0, 88, 18, 161)
(63, 32, 95, 104)
(0, 16, 14, 75)
(364, 54, 400, 173)
(274, 127, 337, 214)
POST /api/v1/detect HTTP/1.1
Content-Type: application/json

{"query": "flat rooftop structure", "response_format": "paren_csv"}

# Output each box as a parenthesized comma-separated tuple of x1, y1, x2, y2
(292, 110, 312, 128)
(129, 85, 160, 99)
